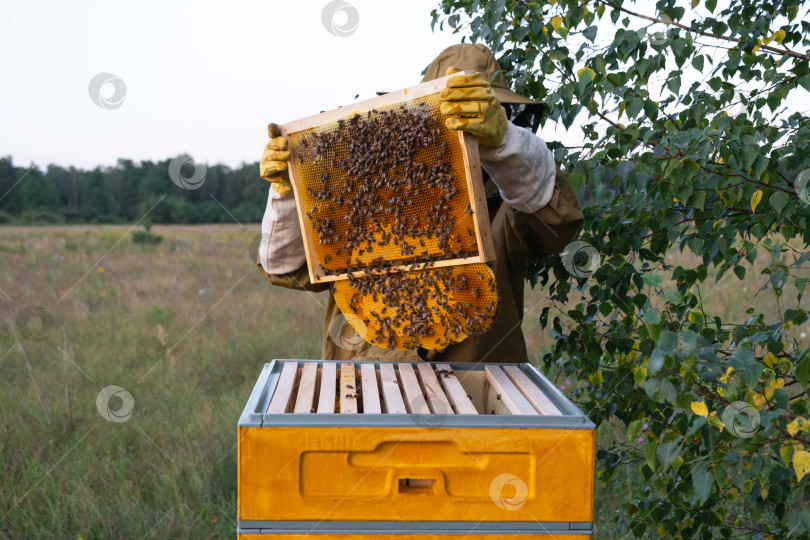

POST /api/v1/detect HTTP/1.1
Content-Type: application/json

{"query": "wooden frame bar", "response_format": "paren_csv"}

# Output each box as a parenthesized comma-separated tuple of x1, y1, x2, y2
(435, 363, 478, 415)
(398, 363, 429, 415)
(485, 365, 538, 416)
(379, 363, 407, 414)
(360, 363, 381, 414)
(339, 363, 358, 414)
(316, 362, 337, 414)
(416, 362, 454, 415)
(293, 362, 318, 414)
(504, 366, 562, 415)
(266, 361, 299, 414)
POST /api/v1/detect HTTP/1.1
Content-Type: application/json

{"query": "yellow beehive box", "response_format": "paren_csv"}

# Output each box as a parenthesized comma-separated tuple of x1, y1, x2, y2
(237, 360, 595, 538)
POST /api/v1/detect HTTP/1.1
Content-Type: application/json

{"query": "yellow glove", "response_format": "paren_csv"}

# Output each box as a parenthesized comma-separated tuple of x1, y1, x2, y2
(439, 67, 508, 148)
(260, 123, 293, 197)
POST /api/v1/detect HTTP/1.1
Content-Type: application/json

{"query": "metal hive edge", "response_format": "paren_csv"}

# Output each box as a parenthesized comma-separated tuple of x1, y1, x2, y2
(237, 520, 593, 534)
(238, 360, 595, 430)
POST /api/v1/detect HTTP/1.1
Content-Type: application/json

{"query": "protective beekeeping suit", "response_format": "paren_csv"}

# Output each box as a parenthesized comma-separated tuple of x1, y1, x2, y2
(257, 43, 583, 363)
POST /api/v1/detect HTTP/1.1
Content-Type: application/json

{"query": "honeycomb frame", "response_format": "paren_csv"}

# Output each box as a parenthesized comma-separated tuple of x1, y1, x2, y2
(280, 72, 495, 284)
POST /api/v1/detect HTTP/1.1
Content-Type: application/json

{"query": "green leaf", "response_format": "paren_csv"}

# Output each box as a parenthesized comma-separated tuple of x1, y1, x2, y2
(642, 274, 663, 288)
(663, 290, 683, 302)
(752, 155, 769, 178)
(645, 440, 659, 471)
(769, 191, 789, 214)
(657, 440, 683, 469)
(797, 353, 810, 391)
(649, 348, 665, 375)
(799, 74, 810, 92)
(657, 330, 678, 353)
(706, 0, 717, 12)
(692, 461, 713, 504)
(583, 25, 598, 43)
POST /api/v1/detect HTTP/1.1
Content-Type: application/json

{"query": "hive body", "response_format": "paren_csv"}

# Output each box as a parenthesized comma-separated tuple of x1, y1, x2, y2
(237, 361, 596, 538)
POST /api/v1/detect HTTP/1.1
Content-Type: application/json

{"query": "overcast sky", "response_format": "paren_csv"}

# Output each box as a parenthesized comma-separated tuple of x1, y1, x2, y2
(1, 0, 807, 171)
(0, 0, 467, 169)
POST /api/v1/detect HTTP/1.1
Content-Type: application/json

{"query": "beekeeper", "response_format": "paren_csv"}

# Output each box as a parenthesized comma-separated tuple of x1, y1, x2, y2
(257, 43, 583, 363)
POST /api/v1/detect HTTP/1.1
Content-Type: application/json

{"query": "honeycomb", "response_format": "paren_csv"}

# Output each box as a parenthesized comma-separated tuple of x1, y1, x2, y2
(333, 263, 498, 350)
(286, 94, 480, 277)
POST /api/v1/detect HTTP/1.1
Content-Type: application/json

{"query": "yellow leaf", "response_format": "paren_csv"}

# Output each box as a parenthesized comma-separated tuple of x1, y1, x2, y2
(708, 414, 724, 429)
(772, 377, 785, 389)
(692, 0, 699, 6)
(752, 38, 762, 53)
(772, 29, 786, 44)
(577, 67, 595, 81)
(751, 190, 763, 213)
(793, 450, 810, 482)
(787, 417, 802, 437)
(589, 370, 603, 385)
(728, 487, 738, 499)
(691, 401, 709, 417)
(596, 4, 605, 17)
(781, 444, 795, 465)
(550, 16, 563, 31)
(760, 487, 769, 500)
(753, 392, 766, 408)
(763, 353, 778, 367)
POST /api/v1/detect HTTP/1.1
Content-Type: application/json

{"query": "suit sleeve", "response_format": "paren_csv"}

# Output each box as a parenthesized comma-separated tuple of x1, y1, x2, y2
(479, 122, 584, 259)
(256, 185, 331, 292)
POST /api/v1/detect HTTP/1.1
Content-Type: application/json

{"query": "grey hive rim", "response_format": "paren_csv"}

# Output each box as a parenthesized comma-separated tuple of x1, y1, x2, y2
(238, 360, 595, 430)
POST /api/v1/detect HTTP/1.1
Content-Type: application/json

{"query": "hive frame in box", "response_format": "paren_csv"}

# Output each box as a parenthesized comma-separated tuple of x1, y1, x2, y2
(237, 360, 595, 538)
(280, 72, 496, 284)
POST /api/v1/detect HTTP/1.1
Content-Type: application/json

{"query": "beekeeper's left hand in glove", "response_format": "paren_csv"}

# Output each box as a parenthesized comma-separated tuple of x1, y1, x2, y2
(439, 67, 508, 148)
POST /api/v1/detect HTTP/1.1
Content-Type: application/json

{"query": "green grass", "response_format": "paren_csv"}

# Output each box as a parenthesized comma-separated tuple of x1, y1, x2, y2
(0, 224, 323, 538)
(1, 224, 806, 538)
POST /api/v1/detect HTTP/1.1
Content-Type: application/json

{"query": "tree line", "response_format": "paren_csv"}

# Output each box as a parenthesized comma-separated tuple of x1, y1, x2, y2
(0, 156, 267, 225)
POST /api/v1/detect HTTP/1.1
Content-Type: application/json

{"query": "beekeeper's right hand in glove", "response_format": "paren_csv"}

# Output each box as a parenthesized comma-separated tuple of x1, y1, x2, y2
(260, 124, 292, 197)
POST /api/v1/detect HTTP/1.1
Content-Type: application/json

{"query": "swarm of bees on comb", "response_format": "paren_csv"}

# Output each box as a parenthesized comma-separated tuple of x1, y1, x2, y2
(292, 102, 499, 350)
(333, 263, 498, 350)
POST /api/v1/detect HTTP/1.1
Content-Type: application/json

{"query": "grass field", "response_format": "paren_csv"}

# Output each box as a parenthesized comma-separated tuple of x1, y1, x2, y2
(0, 224, 806, 538)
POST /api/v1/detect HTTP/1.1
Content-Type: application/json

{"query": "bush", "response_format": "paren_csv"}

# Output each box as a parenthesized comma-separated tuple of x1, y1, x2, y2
(132, 221, 162, 244)
(433, 1, 810, 537)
